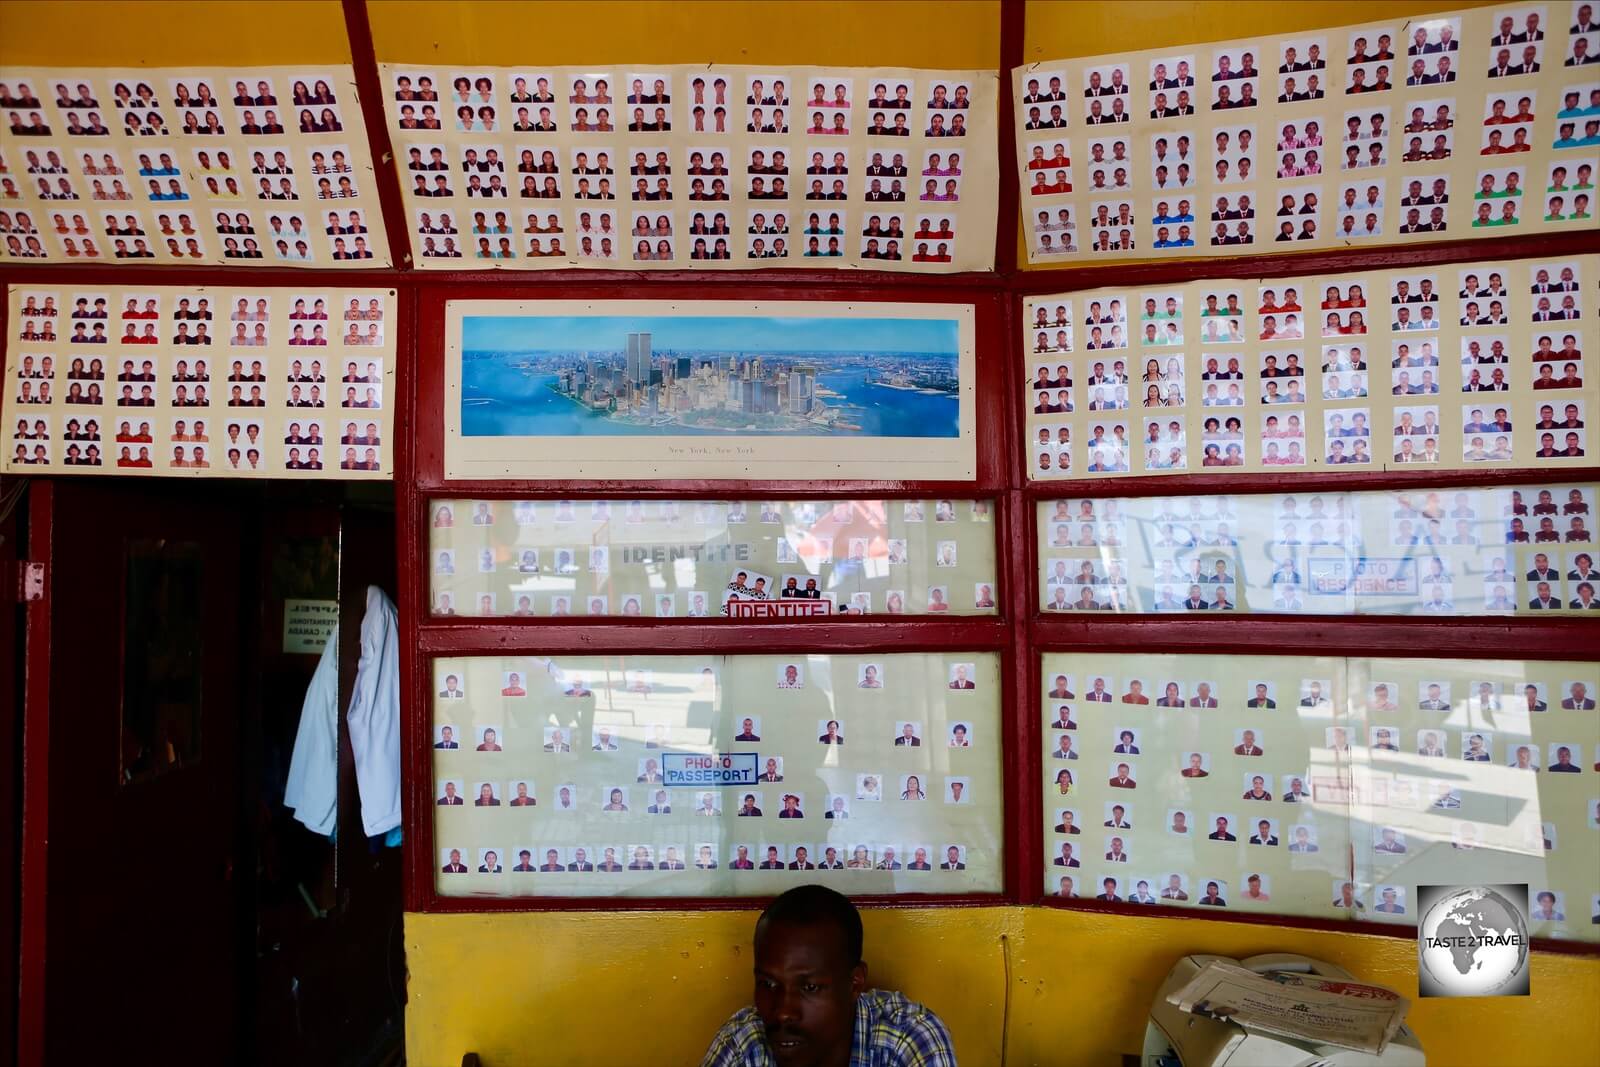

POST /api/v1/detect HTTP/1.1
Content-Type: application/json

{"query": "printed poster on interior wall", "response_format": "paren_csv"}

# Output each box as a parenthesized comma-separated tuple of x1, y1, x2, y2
(1011, 3, 1600, 266)
(0, 66, 393, 268)
(3, 283, 396, 478)
(442, 299, 976, 481)
(376, 63, 999, 273)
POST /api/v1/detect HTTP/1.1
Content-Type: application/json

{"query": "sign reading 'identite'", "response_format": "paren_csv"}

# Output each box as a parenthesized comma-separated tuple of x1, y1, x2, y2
(618, 543, 752, 565)
(726, 600, 832, 620)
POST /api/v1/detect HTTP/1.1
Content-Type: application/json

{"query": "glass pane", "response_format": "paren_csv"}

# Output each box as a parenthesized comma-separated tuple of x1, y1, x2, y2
(1036, 479, 1599, 615)
(1348, 657, 1599, 944)
(1040, 652, 1353, 920)
(429, 498, 999, 618)
(1040, 652, 1600, 943)
(121, 539, 204, 785)
(432, 652, 1003, 898)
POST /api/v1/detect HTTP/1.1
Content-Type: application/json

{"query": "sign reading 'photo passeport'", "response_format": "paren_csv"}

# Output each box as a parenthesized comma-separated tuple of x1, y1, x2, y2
(662, 752, 760, 788)
(1417, 883, 1531, 997)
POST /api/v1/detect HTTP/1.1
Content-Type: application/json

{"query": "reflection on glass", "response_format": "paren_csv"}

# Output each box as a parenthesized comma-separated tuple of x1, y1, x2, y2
(1037, 480, 1599, 615)
(1042, 653, 1599, 942)
(1042, 652, 1352, 918)
(121, 540, 204, 785)
(1348, 657, 1599, 943)
(430, 497, 998, 617)
(432, 653, 1003, 898)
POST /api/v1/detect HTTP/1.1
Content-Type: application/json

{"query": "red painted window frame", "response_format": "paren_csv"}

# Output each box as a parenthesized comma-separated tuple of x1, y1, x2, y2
(1008, 229, 1600, 956)
(401, 280, 1031, 913)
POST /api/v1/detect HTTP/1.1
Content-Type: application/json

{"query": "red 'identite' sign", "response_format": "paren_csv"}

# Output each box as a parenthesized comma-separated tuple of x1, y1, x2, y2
(726, 600, 831, 619)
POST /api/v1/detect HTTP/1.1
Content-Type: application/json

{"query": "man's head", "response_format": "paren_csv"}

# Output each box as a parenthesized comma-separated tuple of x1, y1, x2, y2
(753, 885, 867, 1066)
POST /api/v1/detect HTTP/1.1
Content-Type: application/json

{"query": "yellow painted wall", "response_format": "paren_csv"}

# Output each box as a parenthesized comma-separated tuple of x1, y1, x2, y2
(366, 1, 1000, 69)
(1023, 0, 1501, 62)
(406, 906, 1600, 1067)
(0, 1, 351, 66)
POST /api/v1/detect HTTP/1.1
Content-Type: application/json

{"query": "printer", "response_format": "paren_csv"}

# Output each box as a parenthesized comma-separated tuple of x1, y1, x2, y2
(1143, 953, 1427, 1067)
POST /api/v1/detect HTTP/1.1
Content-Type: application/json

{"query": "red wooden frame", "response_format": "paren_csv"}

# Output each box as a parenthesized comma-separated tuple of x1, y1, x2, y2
(401, 280, 1026, 913)
(1010, 229, 1600, 296)
(408, 282, 1015, 495)
(398, 271, 1597, 949)
(1025, 636, 1600, 960)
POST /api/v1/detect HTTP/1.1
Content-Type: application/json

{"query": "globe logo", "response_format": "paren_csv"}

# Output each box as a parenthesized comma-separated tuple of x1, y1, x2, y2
(1418, 885, 1530, 997)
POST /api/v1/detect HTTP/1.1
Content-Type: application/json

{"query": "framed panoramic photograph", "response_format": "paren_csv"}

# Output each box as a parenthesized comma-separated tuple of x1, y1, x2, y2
(442, 299, 977, 480)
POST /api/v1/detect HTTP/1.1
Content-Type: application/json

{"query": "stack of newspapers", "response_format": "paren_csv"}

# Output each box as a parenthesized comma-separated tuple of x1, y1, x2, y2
(1168, 959, 1411, 1056)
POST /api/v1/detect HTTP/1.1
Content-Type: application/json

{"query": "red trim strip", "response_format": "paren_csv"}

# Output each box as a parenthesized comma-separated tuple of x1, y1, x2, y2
(1022, 465, 1600, 499)
(417, 622, 1011, 655)
(0, 230, 1592, 291)
(1012, 229, 1600, 294)
(341, 0, 416, 272)
(1036, 895, 1600, 958)
(994, 0, 1025, 276)
(1027, 618, 1599, 660)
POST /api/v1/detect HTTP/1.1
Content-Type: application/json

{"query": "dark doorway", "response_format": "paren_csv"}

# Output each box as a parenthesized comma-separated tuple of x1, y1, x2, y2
(22, 479, 402, 1066)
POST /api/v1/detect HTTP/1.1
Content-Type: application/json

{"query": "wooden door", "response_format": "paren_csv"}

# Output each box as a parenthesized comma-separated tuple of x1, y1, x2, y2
(25, 479, 244, 1065)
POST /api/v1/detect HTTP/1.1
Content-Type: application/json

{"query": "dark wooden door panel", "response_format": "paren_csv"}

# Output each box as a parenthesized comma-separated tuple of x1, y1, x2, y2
(41, 480, 242, 1065)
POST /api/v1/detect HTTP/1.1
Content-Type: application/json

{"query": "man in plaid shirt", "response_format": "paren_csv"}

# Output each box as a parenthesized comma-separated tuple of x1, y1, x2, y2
(702, 885, 957, 1066)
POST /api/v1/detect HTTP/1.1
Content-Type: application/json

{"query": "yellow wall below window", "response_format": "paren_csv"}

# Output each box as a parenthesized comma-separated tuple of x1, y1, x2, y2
(366, 1, 1000, 69)
(0, 1, 351, 66)
(405, 906, 1599, 1067)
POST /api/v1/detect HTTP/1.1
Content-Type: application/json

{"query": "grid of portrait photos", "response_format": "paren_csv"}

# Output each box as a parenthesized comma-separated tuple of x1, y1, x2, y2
(0, 66, 391, 266)
(427, 497, 999, 619)
(1022, 252, 1597, 480)
(1041, 652, 1600, 941)
(431, 652, 1002, 897)
(4, 284, 394, 477)
(1014, 2, 1600, 263)
(1036, 482, 1600, 616)
(376, 63, 999, 272)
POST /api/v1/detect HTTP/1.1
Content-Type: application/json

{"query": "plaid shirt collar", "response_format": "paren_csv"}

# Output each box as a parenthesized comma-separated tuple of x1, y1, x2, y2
(704, 989, 956, 1067)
